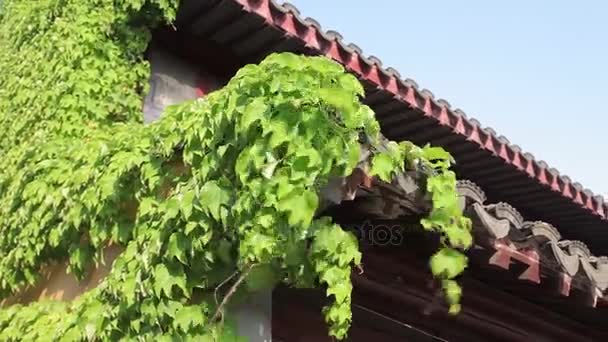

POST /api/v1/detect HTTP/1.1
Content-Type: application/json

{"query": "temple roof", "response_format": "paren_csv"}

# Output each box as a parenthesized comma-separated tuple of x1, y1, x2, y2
(174, 0, 608, 253)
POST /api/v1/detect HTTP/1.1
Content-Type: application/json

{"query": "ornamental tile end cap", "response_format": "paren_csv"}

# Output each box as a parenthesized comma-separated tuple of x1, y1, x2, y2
(271, 0, 287, 13)
(523, 152, 534, 161)
(345, 42, 363, 55)
(497, 135, 510, 144)
(385, 67, 401, 79)
(325, 30, 343, 41)
(483, 127, 497, 136)
(420, 88, 435, 100)
(469, 118, 481, 127)
(368, 55, 383, 67)
(403, 78, 419, 89)
(303, 17, 322, 30)
(436, 99, 451, 109)
(280, 2, 300, 15)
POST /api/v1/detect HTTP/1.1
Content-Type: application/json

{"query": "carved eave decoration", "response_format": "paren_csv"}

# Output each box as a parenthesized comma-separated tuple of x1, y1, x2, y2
(316, 134, 608, 309)
(458, 180, 608, 307)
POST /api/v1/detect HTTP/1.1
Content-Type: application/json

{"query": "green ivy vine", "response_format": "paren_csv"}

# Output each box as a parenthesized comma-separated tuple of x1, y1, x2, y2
(0, 0, 472, 340)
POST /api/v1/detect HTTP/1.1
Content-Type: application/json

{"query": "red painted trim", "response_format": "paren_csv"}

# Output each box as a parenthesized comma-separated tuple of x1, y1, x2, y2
(537, 168, 548, 185)
(467, 125, 482, 144)
(377, 69, 391, 91)
(489, 241, 512, 269)
(574, 190, 584, 205)
(280, 13, 298, 36)
(384, 74, 399, 94)
(491, 242, 540, 284)
(423, 97, 433, 116)
(405, 87, 418, 108)
(515, 249, 540, 284)
(366, 65, 382, 86)
(483, 134, 496, 154)
(439, 107, 451, 126)
(550, 174, 562, 192)
(497, 143, 511, 162)
(454, 115, 466, 135)
(325, 40, 342, 61)
(525, 160, 536, 178)
(519, 263, 541, 284)
(237, 0, 272, 22)
(563, 183, 573, 199)
(597, 204, 605, 219)
(586, 196, 595, 211)
(345, 52, 364, 75)
(512, 152, 524, 170)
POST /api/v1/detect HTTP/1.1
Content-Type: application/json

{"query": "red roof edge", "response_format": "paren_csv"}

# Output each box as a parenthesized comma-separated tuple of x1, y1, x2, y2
(234, 0, 607, 221)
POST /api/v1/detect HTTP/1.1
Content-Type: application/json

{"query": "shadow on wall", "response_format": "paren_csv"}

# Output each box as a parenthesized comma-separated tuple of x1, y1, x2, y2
(143, 42, 222, 123)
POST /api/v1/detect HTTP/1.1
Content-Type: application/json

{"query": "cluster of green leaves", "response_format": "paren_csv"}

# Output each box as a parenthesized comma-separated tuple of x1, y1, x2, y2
(370, 142, 472, 313)
(0, 0, 472, 340)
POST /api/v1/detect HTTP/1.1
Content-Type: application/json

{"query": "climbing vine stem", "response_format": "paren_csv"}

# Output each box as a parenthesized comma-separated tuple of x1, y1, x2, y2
(0, 0, 471, 340)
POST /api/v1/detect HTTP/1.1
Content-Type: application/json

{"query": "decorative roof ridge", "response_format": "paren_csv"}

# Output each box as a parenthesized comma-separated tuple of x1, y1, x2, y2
(235, 0, 608, 220)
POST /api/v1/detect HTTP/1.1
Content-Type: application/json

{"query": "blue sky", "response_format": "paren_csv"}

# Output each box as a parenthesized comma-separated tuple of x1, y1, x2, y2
(284, 0, 608, 194)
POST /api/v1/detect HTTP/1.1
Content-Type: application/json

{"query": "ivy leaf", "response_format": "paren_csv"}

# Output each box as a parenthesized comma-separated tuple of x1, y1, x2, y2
(346, 143, 361, 173)
(240, 98, 267, 130)
(266, 119, 290, 148)
(318, 88, 357, 127)
(154, 264, 172, 297)
(369, 152, 394, 182)
(241, 232, 276, 262)
(337, 73, 364, 97)
(139, 197, 157, 217)
(164, 198, 180, 221)
(181, 190, 195, 220)
(422, 146, 454, 169)
(443, 221, 473, 249)
(326, 278, 352, 304)
(154, 263, 188, 298)
(200, 181, 230, 220)
(174, 306, 205, 331)
(429, 248, 468, 279)
(167, 232, 189, 264)
(443, 279, 462, 306)
(276, 190, 318, 226)
(266, 52, 302, 69)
